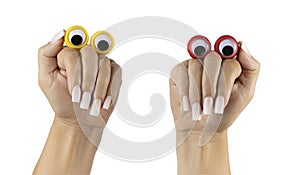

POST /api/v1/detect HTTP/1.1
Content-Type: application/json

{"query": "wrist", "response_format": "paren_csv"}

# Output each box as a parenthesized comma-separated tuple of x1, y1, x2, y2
(176, 130, 230, 175)
(34, 117, 103, 175)
(53, 116, 104, 147)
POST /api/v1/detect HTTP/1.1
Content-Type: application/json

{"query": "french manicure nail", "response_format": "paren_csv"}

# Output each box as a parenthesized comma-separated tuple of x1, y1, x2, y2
(241, 42, 252, 56)
(80, 92, 91, 109)
(50, 30, 65, 44)
(182, 96, 190, 111)
(90, 99, 101, 116)
(214, 95, 224, 114)
(72, 85, 81, 102)
(192, 103, 201, 121)
(103, 96, 112, 110)
(203, 97, 213, 115)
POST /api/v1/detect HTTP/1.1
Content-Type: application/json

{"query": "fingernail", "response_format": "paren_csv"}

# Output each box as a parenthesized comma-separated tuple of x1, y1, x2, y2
(102, 96, 112, 110)
(241, 42, 252, 56)
(80, 92, 91, 109)
(214, 95, 224, 114)
(192, 103, 201, 120)
(203, 97, 213, 115)
(72, 85, 81, 102)
(90, 99, 101, 116)
(50, 30, 65, 44)
(182, 96, 190, 111)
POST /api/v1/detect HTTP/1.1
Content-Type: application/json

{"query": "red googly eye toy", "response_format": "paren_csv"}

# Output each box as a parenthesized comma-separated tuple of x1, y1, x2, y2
(187, 35, 211, 59)
(214, 35, 239, 59)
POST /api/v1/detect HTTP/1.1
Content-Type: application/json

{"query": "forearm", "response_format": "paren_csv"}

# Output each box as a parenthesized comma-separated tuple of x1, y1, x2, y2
(33, 117, 102, 175)
(176, 131, 230, 175)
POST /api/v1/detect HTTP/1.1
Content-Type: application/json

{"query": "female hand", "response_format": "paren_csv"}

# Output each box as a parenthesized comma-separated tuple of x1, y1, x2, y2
(169, 43, 260, 144)
(38, 30, 122, 128)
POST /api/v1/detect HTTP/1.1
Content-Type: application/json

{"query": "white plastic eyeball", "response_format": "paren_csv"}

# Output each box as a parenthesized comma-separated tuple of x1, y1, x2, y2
(91, 31, 114, 54)
(69, 29, 86, 46)
(64, 25, 89, 49)
(187, 35, 211, 59)
(214, 35, 239, 59)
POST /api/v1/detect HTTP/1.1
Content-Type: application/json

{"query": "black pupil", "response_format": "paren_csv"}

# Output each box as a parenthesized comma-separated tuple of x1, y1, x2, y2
(71, 35, 83, 46)
(97, 40, 109, 51)
(194, 46, 206, 57)
(222, 46, 234, 56)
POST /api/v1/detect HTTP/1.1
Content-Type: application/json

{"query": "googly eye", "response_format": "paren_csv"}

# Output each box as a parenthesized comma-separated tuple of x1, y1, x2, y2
(64, 25, 89, 49)
(187, 35, 211, 59)
(91, 31, 114, 54)
(214, 35, 239, 59)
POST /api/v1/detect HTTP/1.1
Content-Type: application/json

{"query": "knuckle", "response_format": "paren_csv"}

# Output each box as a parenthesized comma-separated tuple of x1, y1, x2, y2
(58, 48, 79, 58)
(111, 70, 122, 86)
(38, 77, 46, 89)
(38, 78, 43, 88)
(245, 91, 254, 103)
(255, 60, 261, 70)
(80, 45, 95, 53)
(100, 58, 111, 67)
(109, 58, 118, 65)
(114, 66, 122, 75)
(82, 45, 94, 50)
(189, 59, 202, 68)
(38, 46, 46, 56)
(172, 62, 185, 71)
(223, 59, 242, 73)
(222, 59, 234, 67)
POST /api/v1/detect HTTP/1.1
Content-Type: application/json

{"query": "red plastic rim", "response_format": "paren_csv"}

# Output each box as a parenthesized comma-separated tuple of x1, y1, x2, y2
(187, 35, 211, 59)
(214, 35, 239, 59)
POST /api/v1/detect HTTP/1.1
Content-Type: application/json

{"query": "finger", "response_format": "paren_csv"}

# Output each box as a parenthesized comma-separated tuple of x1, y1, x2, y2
(169, 79, 181, 121)
(57, 47, 81, 94)
(170, 61, 190, 111)
(80, 45, 99, 109)
(90, 58, 111, 116)
(237, 42, 260, 92)
(215, 59, 242, 114)
(71, 58, 82, 103)
(99, 60, 122, 122)
(170, 65, 195, 138)
(38, 30, 65, 87)
(202, 52, 222, 115)
(103, 59, 122, 110)
(188, 59, 203, 120)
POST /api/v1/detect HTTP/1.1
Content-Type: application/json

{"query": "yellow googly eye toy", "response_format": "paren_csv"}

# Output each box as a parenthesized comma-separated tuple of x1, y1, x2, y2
(64, 25, 89, 49)
(91, 31, 114, 54)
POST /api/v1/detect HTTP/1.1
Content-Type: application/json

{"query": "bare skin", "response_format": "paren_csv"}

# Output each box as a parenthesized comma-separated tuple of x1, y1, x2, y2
(170, 43, 260, 175)
(34, 30, 259, 175)
(34, 31, 121, 175)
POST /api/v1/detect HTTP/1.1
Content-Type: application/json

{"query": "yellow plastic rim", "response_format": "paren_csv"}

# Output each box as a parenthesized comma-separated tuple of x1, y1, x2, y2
(91, 31, 114, 54)
(64, 25, 89, 49)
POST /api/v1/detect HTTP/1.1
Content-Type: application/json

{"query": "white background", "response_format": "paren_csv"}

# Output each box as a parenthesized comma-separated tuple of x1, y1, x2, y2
(1, 0, 300, 174)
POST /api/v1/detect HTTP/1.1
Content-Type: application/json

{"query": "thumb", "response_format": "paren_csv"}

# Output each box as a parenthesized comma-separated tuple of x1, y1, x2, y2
(237, 41, 260, 72)
(38, 30, 65, 77)
(237, 41, 260, 95)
